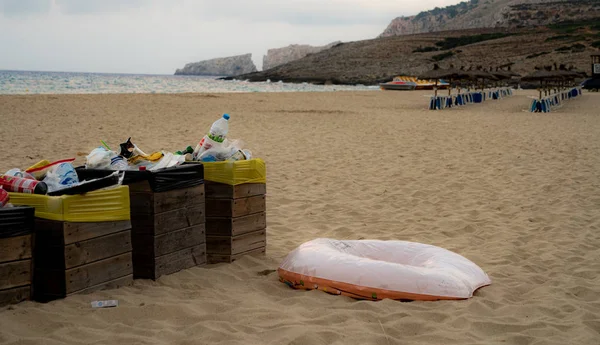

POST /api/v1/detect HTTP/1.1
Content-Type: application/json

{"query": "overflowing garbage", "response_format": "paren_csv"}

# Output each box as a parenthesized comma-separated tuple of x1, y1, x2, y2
(0, 113, 255, 207)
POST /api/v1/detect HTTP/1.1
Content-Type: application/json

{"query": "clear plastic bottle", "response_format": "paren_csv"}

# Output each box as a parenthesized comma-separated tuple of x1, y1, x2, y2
(193, 114, 230, 159)
(208, 113, 230, 143)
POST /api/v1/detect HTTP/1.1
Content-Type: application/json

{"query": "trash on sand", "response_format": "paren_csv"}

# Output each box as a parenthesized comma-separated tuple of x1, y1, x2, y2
(91, 300, 119, 308)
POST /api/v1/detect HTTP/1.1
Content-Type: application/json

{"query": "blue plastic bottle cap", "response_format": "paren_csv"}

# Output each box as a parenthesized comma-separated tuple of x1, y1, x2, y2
(223, 114, 230, 120)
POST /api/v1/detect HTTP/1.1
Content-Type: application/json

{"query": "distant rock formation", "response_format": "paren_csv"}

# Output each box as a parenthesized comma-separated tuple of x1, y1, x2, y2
(262, 42, 341, 70)
(379, 0, 600, 37)
(175, 54, 257, 76)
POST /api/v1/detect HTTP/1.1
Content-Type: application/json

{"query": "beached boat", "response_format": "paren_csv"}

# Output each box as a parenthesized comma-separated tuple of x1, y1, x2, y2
(379, 77, 417, 91)
(380, 76, 450, 91)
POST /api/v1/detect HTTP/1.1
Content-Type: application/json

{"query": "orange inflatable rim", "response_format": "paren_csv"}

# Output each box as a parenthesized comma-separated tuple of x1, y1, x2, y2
(278, 268, 491, 302)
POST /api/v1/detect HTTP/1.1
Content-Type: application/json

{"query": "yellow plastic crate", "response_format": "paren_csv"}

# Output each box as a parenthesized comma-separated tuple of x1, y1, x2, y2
(203, 158, 266, 185)
(8, 185, 130, 222)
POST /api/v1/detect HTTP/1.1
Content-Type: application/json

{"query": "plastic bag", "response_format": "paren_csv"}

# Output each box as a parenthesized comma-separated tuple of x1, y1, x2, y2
(203, 158, 266, 185)
(85, 147, 113, 169)
(26, 158, 76, 180)
(198, 138, 245, 162)
(42, 162, 80, 193)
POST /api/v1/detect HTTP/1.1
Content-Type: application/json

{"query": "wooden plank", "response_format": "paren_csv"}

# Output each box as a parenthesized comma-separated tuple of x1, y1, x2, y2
(0, 235, 32, 262)
(127, 180, 152, 192)
(207, 246, 266, 264)
(67, 274, 133, 296)
(206, 212, 266, 236)
(133, 244, 207, 280)
(34, 219, 65, 246)
(205, 182, 266, 199)
(154, 225, 206, 257)
(131, 224, 205, 276)
(63, 221, 132, 245)
(154, 244, 207, 278)
(131, 185, 205, 215)
(153, 184, 205, 214)
(129, 192, 155, 215)
(65, 252, 133, 294)
(0, 260, 31, 290)
(64, 230, 132, 269)
(131, 204, 205, 236)
(33, 269, 65, 299)
(33, 245, 66, 270)
(0, 286, 30, 307)
(205, 195, 265, 218)
(206, 229, 266, 255)
(232, 195, 266, 217)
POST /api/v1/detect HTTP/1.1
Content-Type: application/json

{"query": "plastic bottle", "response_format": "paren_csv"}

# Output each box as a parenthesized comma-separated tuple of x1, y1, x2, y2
(0, 175, 48, 194)
(193, 114, 230, 159)
(208, 114, 230, 143)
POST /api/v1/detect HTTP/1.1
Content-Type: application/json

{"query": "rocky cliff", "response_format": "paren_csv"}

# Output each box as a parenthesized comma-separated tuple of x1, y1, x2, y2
(262, 42, 341, 70)
(380, 0, 600, 37)
(175, 54, 257, 76)
(231, 24, 598, 85)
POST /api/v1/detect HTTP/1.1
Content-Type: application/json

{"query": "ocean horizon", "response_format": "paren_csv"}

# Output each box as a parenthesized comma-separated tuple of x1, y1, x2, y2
(0, 70, 375, 95)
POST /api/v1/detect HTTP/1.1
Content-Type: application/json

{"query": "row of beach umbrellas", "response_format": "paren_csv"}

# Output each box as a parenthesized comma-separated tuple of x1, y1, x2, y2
(417, 63, 586, 103)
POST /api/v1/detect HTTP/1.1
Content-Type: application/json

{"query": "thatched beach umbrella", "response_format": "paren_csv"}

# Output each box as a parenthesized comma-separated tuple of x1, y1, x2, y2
(522, 69, 562, 100)
(418, 65, 471, 97)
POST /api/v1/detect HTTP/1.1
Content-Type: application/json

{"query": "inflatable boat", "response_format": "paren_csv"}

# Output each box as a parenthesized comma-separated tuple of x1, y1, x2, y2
(278, 238, 491, 301)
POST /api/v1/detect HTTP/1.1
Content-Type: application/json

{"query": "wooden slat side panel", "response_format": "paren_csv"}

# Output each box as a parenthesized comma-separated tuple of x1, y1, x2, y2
(205, 182, 266, 199)
(65, 252, 133, 294)
(0, 260, 31, 290)
(205, 212, 266, 237)
(205, 194, 265, 217)
(231, 229, 266, 255)
(67, 274, 133, 296)
(232, 195, 266, 217)
(63, 221, 132, 245)
(206, 229, 266, 255)
(153, 185, 205, 214)
(207, 247, 266, 264)
(132, 204, 206, 236)
(154, 244, 207, 278)
(64, 230, 132, 269)
(205, 199, 233, 217)
(0, 235, 32, 262)
(154, 225, 206, 257)
(0, 286, 30, 307)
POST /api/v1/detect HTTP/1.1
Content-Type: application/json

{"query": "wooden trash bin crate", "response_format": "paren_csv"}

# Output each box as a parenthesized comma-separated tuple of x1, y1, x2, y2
(129, 182, 206, 280)
(0, 207, 35, 307)
(205, 182, 267, 263)
(8, 185, 134, 302)
(33, 219, 133, 302)
(75, 164, 207, 280)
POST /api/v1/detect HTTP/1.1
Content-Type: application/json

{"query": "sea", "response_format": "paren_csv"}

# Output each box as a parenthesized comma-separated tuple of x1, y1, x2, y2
(0, 70, 376, 94)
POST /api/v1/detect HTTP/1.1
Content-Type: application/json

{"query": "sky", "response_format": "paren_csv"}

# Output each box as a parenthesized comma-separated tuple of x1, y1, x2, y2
(0, 0, 464, 74)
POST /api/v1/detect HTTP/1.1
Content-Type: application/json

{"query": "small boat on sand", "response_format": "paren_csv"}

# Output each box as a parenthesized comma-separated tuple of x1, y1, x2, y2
(380, 76, 450, 91)
(379, 77, 417, 91)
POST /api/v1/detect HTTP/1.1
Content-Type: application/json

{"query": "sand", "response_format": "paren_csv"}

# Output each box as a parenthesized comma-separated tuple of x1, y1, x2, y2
(0, 90, 599, 345)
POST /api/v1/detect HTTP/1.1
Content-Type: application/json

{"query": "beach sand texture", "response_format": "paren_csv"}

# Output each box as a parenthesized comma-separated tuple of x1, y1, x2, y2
(0, 90, 599, 345)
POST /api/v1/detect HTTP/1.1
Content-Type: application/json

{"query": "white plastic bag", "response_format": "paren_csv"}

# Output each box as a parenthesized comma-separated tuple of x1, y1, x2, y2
(85, 147, 112, 169)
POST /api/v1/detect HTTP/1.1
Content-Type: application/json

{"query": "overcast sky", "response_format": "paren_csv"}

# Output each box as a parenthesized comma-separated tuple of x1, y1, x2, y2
(0, 0, 463, 74)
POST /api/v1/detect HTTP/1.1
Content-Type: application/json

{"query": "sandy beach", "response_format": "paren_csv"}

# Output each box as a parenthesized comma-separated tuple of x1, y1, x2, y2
(1, 90, 599, 345)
